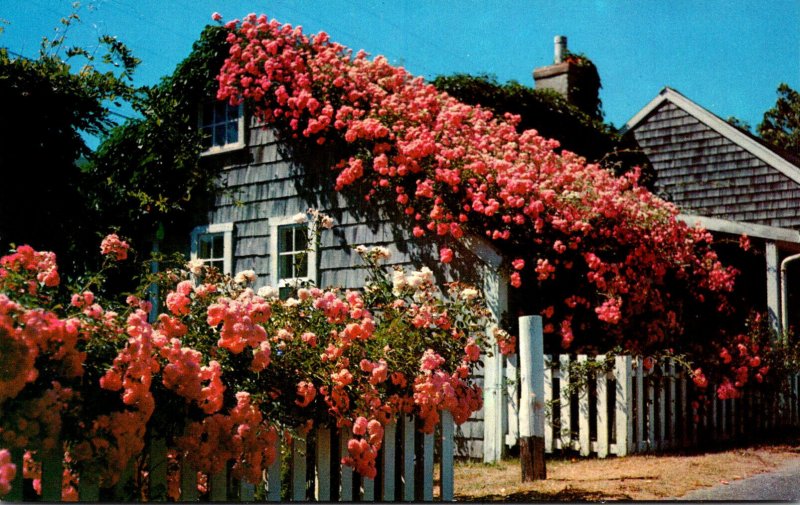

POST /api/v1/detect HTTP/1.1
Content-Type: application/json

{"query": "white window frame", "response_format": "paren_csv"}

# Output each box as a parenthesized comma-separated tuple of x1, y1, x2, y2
(190, 222, 234, 275)
(199, 102, 245, 156)
(269, 215, 318, 292)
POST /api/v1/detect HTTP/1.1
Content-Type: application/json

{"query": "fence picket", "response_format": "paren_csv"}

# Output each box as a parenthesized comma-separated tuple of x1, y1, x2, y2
(401, 415, 414, 502)
(267, 437, 281, 502)
(559, 355, 571, 451)
(41, 445, 63, 501)
(8, 448, 23, 502)
(680, 371, 689, 448)
(292, 437, 307, 501)
(634, 357, 645, 452)
(338, 431, 353, 502)
(239, 480, 255, 502)
(113, 458, 135, 501)
(440, 412, 455, 501)
(596, 355, 609, 458)
(614, 355, 633, 456)
(544, 356, 554, 452)
(210, 470, 227, 501)
(658, 365, 666, 450)
(577, 355, 590, 456)
(180, 454, 198, 502)
(420, 431, 434, 501)
(647, 369, 655, 451)
(505, 353, 520, 448)
(149, 438, 167, 502)
(361, 475, 375, 501)
(78, 471, 100, 502)
(380, 422, 396, 501)
(668, 360, 677, 448)
(315, 427, 331, 501)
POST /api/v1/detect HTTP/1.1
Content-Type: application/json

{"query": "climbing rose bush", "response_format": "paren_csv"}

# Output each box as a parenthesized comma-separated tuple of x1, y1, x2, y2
(213, 13, 738, 361)
(0, 227, 492, 497)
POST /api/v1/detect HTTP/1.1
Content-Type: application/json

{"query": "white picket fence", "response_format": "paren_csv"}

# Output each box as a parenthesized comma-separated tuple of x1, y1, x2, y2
(5, 413, 455, 502)
(493, 354, 800, 458)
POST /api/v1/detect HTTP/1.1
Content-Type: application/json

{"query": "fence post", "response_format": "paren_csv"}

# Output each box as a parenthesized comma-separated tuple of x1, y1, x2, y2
(339, 429, 353, 502)
(180, 454, 198, 502)
(614, 355, 633, 456)
(401, 415, 415, 502)
(482, 334, 505, 462)
(150, 437, 167, 501)
(518, 315, 546, 480)
(668, 360, 677, 448)
(291, 436, 307, 501)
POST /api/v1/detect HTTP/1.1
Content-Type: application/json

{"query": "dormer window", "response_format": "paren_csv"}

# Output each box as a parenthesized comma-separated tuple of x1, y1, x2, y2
(200, 101, 244, 154)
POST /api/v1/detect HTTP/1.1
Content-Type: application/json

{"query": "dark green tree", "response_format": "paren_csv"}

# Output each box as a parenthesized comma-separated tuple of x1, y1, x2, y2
(758, 83, 800, 157)
(0, 12, 138, 276)
(87, 25, 231, 257)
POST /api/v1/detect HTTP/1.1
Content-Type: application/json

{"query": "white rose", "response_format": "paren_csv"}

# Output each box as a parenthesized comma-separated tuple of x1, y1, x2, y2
(257, 285, 278, 299)
(234, 270, 257, 284)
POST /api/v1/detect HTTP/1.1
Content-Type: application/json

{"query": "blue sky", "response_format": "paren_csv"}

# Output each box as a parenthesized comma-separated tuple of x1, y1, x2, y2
(2, 0, 799, 133)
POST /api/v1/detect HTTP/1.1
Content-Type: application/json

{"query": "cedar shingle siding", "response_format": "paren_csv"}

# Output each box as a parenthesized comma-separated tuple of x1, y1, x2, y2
(202, 118, 486, 458)
(631, 101, 800, 229)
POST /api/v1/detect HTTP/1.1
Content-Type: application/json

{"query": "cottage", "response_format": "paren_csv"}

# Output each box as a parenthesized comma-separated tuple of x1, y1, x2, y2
(622, 87, 800, 337)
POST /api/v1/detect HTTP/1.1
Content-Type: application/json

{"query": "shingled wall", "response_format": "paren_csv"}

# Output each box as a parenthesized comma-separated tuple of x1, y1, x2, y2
(630, 101, 800, 229)
(201, 117, 489, 459)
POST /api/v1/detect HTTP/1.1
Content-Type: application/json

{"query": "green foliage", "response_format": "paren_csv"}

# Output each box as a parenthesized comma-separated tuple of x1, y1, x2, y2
(87, 25, 232, 255)
(758, 83, 800, 157)
(0, 10, 137, 277)
(432, 73, 616, 163)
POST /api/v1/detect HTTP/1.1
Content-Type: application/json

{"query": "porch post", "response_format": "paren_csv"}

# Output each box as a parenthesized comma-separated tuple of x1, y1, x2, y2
(766, 241, 781, 336)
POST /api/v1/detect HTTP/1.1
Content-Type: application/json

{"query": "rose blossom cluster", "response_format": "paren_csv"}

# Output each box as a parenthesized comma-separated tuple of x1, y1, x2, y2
(215, 13, 738, 356)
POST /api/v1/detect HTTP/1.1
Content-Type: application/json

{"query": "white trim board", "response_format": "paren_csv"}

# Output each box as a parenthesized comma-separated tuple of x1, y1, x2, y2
(621, 87, 800, 187)
(678, 213, 800, 244)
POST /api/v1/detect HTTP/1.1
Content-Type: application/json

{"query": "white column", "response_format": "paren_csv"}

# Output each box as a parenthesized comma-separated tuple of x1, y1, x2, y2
(767, 241, 781, 335)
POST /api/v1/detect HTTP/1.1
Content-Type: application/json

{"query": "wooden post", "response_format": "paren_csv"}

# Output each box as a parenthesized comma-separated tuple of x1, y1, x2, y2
(635, 357, 645, 452)
(210, 470, 227, 501)
(767, 241, 780, 335)
(518, 315, 546, 480)
(668, 360, 677, 447)
(78, 470, 100, 501)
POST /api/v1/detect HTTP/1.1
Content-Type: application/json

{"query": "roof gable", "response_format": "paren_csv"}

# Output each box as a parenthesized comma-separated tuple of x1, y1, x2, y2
(622, 87, 800, 186)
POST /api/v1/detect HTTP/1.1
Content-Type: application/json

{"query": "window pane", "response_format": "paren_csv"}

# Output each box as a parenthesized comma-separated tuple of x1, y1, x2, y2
(209, 260, 224, 271)
(201, 126, 212, 149)
(215, 101, 227, 121)
(294, 226, 308, 251)
(278, 226, 294, 253)
(279, 286, 292, 300)
(212, 235, 224, 257)
(279, 254, 293, 280)
(199, 236, 212, 259)
(226, 121, 239, 144)
(213, 125, 225, 146)
(295, 253, 308, 278)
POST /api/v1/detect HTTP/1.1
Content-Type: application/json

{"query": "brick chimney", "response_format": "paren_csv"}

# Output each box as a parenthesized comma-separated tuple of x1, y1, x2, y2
(533, 35, 574, 98)
(533, 35, 603, 119)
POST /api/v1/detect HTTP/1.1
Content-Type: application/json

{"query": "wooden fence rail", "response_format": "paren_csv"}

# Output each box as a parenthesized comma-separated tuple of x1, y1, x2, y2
(5, 412, 455, 502)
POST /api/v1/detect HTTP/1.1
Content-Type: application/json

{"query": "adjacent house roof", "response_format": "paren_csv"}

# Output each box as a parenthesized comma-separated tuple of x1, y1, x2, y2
(621, 87, 800, 234)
